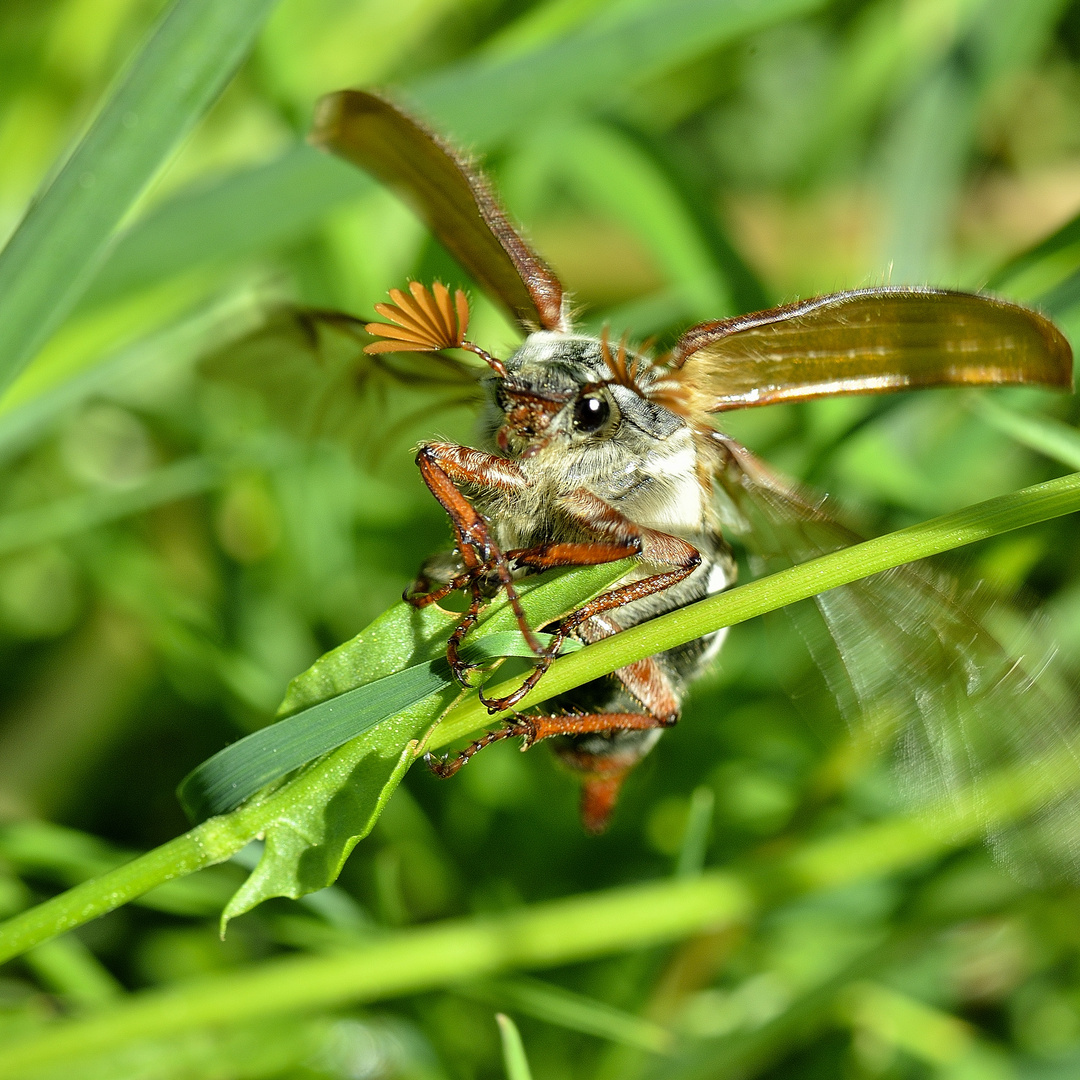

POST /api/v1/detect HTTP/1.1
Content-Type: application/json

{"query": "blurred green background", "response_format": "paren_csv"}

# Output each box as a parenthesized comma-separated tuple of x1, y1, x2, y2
(3, 0, 1080, 1077)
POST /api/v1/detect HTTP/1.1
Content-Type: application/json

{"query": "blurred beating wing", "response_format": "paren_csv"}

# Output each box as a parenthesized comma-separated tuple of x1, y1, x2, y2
(709, 432, 1080, 880)
(311, 90, 567, 334)
(202, 307, 484, 457)
(672, 289, 1073, 411)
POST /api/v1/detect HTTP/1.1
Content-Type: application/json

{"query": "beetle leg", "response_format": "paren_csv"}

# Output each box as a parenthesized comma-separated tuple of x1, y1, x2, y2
(411, 443, 542, 682)
(478, 490, 700, 712)
(425, 710, 674, 777)
(434, 611, 683, 832)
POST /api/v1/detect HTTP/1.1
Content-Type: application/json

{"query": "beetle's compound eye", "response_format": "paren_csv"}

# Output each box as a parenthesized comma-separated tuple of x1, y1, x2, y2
(573, 395, 610, 433)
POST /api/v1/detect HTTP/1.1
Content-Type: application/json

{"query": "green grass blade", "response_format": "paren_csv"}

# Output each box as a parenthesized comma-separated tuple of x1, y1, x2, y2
(63, 0, 811, 325)
(0, 293, 263, 464)
(0, 821, 236, 917)
(79, 148, 367, 312)
(465, 978, 674, 1054)
(1039, 266, 1080, 317)
(431, 470, 1080, 747)
(0, 0, 280, 396)
(1, 476, 1079, 964)
(552, 119, 735, 320)
(986, 207, 1080, 292)
(0, 457, 217, 556)
(496, 1014, 534, 1080)
(208, 562, 631, 927)
(0, 874, 750, 1074)
(968, 395, 1080, 471)
(675, 786, 715, 880)
(24, 935, 123, 1009)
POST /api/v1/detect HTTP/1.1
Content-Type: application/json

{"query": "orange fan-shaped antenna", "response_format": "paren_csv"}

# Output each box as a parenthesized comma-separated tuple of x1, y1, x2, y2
(364, 281, 506, 376)
(364, 281, 469, 354)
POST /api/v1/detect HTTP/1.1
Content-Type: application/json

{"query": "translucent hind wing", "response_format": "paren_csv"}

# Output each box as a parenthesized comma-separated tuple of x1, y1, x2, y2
(674, 289, 1073, 412)
(202, 307, 484, 455)
(311, 90, 566, 334)
(709, 433, 1080, 880)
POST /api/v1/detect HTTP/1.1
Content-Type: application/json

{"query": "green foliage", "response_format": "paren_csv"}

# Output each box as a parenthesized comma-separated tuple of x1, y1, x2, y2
(215, 563, 630, 928)
(0, 0, 281, 392)
(2, 1, 1080, 1078)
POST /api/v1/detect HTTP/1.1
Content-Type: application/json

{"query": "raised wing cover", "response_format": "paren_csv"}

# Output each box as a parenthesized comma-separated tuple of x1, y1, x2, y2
(312, 90, 566, 334)
(672, 288, 1073, 411)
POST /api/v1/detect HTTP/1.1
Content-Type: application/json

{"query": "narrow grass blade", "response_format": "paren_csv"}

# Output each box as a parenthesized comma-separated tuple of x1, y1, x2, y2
(0, 457, 217, 556)
(987, 207, 1080, 292)
(497, 1014, 534, 1080)
(0, 292, 264, 464)
(675, 786, 715, 880)
(432, 470, 1080, 748)
(2, 477, 1080, 964)
(412, 0, 827, 143)
(464, 978, 674, 1054)
(66, 0, 813, 322)
(80, 148, 366, 312)
(24, 935, 123, 1008)
(0, 0, 280, 395)
(0, 874, 750, 1074)
(0, 821, 235, 917)
(968, 394, 1080, 471)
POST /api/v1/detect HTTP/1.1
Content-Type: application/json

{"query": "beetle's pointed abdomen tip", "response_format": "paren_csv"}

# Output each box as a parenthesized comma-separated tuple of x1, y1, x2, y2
(580, 772, 629, 835)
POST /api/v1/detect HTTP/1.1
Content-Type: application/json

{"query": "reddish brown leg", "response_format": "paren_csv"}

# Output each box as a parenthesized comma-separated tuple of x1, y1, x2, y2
(409, 443, 544, 683)
(478, 491, 700, 712)
(560, 613, 684, 832)
(404, 567, 473, 609)
(427, 716, 647, 834)
(425, 710, 674, 777)
(432, 612, 684, 834)
(473, 537, 643, 712)
(413, 443, 526, 572)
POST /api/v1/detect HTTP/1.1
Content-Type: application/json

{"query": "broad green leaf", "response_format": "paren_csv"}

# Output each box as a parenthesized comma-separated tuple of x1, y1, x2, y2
(219, 560, 634, 928)
(2, 477, 1080, 964)
(0, 0, 281, 396)
(177, 628, 581, 822)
